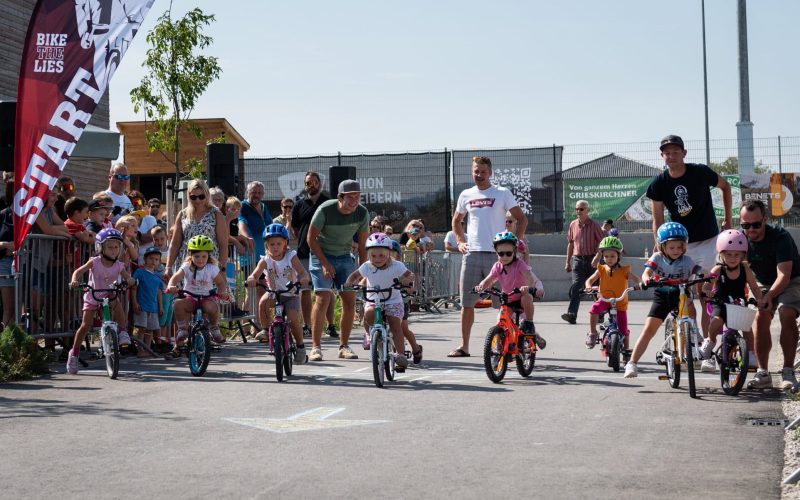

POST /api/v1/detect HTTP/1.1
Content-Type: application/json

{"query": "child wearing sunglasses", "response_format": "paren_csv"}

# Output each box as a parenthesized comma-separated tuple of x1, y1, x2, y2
(474, 231, 546, 349)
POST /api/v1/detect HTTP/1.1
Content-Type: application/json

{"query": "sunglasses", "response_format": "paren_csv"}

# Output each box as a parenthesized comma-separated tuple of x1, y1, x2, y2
(740, 221, 763, 230)
(113, 174, 130, 180)
(505, 220, 514, 224)
(189, 194, 206, 201)
(60, 183, 74, 191)
(496, 251, 514, 257)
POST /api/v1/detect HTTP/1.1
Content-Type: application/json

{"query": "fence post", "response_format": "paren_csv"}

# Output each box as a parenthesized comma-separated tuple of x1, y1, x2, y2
(444, 148, 451, 232)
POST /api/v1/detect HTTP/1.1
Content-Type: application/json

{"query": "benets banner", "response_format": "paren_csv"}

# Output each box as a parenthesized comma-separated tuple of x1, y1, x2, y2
(13, 0, 154, 253)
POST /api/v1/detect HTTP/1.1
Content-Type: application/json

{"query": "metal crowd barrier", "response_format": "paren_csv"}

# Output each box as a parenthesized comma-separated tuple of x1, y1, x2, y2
(401, 250, 461, 313)
(218, 244, 260, 341)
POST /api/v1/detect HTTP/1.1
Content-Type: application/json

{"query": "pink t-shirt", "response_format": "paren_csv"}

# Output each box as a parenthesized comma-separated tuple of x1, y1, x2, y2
(84, 256, 125, 308)
(489, 259, 532, 301)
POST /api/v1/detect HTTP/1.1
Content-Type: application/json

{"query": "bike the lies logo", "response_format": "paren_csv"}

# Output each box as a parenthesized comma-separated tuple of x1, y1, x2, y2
(33, 33, 67, 73)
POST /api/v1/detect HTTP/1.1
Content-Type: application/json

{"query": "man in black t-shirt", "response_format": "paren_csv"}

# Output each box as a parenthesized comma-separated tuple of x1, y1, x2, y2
(647, 135, 733, 371)
(740, 200, 800, 391)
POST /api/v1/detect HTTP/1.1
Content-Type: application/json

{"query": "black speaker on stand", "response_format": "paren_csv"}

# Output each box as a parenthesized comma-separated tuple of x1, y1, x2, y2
(329, 166, 356, 198)
(0, 101, 15, 173)
(207, 143, 239, 197)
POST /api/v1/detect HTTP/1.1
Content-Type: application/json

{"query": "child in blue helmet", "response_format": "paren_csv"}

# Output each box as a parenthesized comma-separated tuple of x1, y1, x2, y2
(624, 222, 702, 378)
(474, 231, 547, 350)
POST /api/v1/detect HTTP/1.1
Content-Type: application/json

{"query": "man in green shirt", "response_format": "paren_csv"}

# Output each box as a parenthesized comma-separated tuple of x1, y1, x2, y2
(306, 180, 369, 361)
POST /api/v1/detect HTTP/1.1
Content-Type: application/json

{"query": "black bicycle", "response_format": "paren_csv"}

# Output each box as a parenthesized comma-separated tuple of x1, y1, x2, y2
(177, 289, 216, 377)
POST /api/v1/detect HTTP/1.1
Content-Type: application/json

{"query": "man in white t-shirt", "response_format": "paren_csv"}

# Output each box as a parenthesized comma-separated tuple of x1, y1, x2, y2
(105, 162, 134, 223)
(448, 156, 527, 357)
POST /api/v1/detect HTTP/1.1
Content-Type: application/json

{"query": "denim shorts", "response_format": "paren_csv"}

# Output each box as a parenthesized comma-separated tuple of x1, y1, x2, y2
(0, 257, 14, 288)
(309, 253, 356, 292)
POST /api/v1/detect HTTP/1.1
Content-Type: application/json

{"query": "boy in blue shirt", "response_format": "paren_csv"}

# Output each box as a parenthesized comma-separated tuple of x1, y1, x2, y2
(132, 246, 166, 357)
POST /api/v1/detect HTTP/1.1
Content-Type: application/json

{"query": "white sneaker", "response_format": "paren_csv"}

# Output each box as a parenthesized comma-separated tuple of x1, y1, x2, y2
(623, 361, 638, 378)
(118, 330, 131, 346)
(585, 332, 598, 349)
(701, 358, 716, 373)
(255, 329, 268, 342)
(781, 367, 798, 391)
(177, 330, 188, 342)
(699, 338, 714, 360)
(66, 351, 79, 374)
(309, 347, 323, 362)
(747, 370, 772, 389)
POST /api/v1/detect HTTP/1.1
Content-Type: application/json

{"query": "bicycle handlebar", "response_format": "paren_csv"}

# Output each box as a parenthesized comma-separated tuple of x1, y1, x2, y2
(641, 275, 713, 290)
(470, 287, 538, 301)
(177, 289, 217, 300)
(594, 286, 635, 303)
(79, 282, 127, 303)
(349, 280, 411, 303)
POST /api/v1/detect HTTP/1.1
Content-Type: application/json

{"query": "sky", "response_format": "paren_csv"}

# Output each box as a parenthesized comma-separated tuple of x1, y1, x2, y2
(109, 0, 800, 158)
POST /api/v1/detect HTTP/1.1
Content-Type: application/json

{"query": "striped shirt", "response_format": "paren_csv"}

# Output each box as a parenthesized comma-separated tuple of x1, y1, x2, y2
(567, 218, 604, 257)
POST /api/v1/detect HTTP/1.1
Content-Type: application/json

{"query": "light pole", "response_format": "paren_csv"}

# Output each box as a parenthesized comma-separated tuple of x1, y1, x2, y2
(736, 0, 755, 177)
(701, 0, 710, 167)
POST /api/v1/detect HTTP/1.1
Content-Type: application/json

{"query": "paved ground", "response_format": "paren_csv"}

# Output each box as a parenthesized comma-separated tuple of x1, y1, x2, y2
(0, 300, 787, 499)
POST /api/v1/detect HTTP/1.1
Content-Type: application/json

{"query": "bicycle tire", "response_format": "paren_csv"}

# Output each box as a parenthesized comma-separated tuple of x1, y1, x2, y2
(385, 336, 396, 382)
(607, 331, 621, 372)
(189, 327, 211, 377)
(103, 324, 120, 379)
(516, 334, 536, 377)
(484, 326, 508, 383)
(721, 332, 749, 396)
(686, 323, 697, 398)
(664, 317, 680, 388)
(273, 324, 285, 382)
(371, 330, 385, 388)
(284, 330, 294, 377)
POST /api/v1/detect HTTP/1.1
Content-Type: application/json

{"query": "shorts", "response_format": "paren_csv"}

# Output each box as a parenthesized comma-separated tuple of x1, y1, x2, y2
(459, 252, 498, 308)
(589, 300, 629, 335)
(159, 293, 174, 326)
(134, 310, 160, 330)
(270, 294, 300, 312)
(185, 295, 219, 310)
(647, 288, 681, 321)
(686, 237, 717, 273)
(761, 277, 800, 315)
(0, 256, 14, 288)
(83, 292, 116, 311)
(310, 253, 355, 292)
(298, 256, 312, 292)
(365, 301, 404, 319)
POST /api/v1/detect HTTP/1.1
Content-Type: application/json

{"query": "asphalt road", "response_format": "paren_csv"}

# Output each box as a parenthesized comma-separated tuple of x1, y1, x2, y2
(0, 300, 786, 499)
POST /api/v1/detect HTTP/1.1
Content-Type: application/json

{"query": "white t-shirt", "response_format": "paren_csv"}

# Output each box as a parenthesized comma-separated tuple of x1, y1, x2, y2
(455, 184, 518, 252)
(444, 231, 458, 251)
(139, 214, 158, 236)
(179, 262, 220, 295)
(259, 250, 299, 295)
(357, 260, 408, 306)
(105, 190, 133, 222)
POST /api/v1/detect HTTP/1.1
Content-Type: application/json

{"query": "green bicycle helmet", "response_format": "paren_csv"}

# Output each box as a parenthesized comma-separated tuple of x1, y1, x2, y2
(187, 235, 214, 252)
(598, 236, 624, 253)
(492, 231, 517, 248)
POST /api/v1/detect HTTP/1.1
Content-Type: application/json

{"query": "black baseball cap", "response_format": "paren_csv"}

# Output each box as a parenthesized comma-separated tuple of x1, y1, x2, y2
(338, 180, 360, 194)
(659, 135, 685, 151)
(88, 199, 105, 211)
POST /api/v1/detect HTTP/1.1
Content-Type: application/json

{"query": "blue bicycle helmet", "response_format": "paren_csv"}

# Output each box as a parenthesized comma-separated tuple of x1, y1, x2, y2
(656, 222, 688, 244)
(492, 231, 518, 248)
(263, 223, 289, 240)
(391, 239, 401, 254)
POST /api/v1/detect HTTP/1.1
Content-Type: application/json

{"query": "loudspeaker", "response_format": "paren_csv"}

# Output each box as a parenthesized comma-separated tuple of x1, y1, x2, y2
(329, 166, 356, 198)
(207, 143, 239, 197)
(0, 101, 14, 172)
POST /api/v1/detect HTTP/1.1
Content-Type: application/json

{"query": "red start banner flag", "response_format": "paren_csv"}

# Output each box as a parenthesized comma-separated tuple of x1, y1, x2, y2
(13, 0, 154, 256)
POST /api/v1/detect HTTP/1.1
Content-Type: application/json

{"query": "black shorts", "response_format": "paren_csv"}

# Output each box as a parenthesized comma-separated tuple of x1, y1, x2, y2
(647, 289, 681, 321)
(710, 303, 727, 322)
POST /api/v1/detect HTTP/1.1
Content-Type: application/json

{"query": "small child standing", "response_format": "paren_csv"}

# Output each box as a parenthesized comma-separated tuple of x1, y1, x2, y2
(115, 215, 140, 270)
(84, 199, 109, 235)
(131, 246, 165, 357)
(150, 226, 174, 349)
(474, 232, 547, 350)
(624, 222, 701, 378)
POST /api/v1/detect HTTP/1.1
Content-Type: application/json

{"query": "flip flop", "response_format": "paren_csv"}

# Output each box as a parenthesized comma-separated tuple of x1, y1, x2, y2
(447, 348, 470, 357)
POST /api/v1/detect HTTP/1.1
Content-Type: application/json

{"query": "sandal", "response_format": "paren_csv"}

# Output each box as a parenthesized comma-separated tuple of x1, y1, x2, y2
(447, 348, 470, 357)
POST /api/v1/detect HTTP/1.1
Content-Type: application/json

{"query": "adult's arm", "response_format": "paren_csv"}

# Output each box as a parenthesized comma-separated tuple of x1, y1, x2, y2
(651, 200, 666, 244)
(452, 211, 468, 253)
(166, 211, 184, 273)
(306, 224, 333, 278)
(763, 261, 793, 310)
(508, 206, 527, 240)
(356, 230, 368, 265)
(34, 212, 70, 238)
(214, 209, 229, 269)
(716, 175, 733, 230)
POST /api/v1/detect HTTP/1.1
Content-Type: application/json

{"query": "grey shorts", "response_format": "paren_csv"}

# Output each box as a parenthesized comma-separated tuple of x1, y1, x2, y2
(268, 294, 301, 312)
(761, 277, 800, 315)
(459, 252, 498, 308)
(134, 310, 160, 330)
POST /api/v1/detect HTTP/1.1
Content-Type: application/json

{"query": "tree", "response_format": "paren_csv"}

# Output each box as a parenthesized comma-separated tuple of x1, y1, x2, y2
(709, 156, 771, 175)
(130, 5, 222, 191)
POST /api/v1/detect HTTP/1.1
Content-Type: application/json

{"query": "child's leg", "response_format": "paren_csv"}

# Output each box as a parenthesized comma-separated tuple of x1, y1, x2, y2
(587, 300, 608, 335)
(258, 295, 275, 330)
(589, 313, 598, 334)
(202, 301, 222, 341)
(111, 301, 131, 345)
(402, 320, 420, 352)
(630, 316, 664, 363)
(520, 293, 534, 322)
(362, 307, 375, 330)
(708, 315, 724, 343)
(617, 310, 630, 349)
(387, 316, 405, 357)
(71, 309, 96, 354)
(287, 309, 304, 344)
(173, 298, 191, 342)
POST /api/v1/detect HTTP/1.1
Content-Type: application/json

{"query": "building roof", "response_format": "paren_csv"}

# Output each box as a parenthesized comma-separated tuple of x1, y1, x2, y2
(543, 153, 661, 182)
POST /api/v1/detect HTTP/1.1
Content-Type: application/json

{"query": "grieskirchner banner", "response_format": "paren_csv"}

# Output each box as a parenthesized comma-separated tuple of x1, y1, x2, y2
(13, 0, 154, 255)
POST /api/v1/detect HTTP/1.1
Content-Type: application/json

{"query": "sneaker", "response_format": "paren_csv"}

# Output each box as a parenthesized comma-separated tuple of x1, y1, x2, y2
(747, 370, 772, 389)
(309, 347, 323, 361)
(176, 330, 188, 342)
(561, 312, 577, 325)
(255, 329, 268, 342)
(338, 344, 358, 359)
(294, 347, 307, 364)
(302, 325, 312, 338)
(362, 332, 371, 350)
(781, 367, 798, 391)
(395, 353, 409, 369)
(701, 358, 716, 373)
(532, 333, 547, 350)
(700, 338, 714, 360)
(326, 324, 339, 338)
(118, 330, 131, 347)
(210, 327, 225, 343)
(623, 361, 638, 378)
(412, 345, 423, 364)
(585, 332, 598, 349)
(66, 351, 79, 374)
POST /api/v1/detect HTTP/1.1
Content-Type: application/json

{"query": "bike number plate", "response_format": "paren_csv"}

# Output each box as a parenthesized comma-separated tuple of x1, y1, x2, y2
(275, 304, 284, 316)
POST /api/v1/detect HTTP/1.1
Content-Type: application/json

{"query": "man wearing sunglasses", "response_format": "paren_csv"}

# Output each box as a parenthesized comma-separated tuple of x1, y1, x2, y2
(739, 200, 800, 390)
(646, 135, 732, 372)
(105, 162, 134, 223)
(562, 199, 604, 325)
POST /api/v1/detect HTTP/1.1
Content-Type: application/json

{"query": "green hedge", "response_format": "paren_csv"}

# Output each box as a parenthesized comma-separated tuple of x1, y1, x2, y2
(0, 324, 50, 383)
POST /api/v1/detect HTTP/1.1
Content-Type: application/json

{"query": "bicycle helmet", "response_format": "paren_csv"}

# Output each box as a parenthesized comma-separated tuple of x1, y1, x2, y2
(716, 229, 748, 253)
(187, 235, 214, 252)
(598, 236, 624, 253)
(656, 222, 688, 244)
(492, 231, 518, 248)
(391, 239, 401, 254)
(608, 227, 619, 237)
(263, 223, 289, 240)
(366, 232, 392, 249)
(96, 227, 123, 245)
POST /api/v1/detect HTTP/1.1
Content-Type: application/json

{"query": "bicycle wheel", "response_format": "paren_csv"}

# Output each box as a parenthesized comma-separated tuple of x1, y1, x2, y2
(516, 334, 536, 377)
(283, 331, 294, 377)
(189, 327, 211, 377)
(385, 336, 396, 382)
(102, 324, 120, 379)
(371, 330, 385, 388)
(483, 326, 508, 383)
(273, 325, 285, 382)
(685, 324, 697, 398)
(720, 332, 749, 395)
(663, 317, 681, 388)
(606, 330, 621, 372)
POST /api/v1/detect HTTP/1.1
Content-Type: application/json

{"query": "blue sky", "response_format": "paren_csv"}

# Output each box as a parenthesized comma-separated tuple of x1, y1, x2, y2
(109, 0, 800, 158)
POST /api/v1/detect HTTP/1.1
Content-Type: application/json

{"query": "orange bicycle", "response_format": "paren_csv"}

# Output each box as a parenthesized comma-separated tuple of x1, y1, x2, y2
(472, 287, 537, 383)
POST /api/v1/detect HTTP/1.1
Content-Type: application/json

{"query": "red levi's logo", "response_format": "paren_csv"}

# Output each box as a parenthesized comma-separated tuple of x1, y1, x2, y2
(468, 198, 496, 208)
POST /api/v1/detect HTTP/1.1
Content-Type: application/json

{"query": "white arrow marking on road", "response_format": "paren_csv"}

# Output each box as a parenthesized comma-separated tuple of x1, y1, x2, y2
(224, 407, 389, 434)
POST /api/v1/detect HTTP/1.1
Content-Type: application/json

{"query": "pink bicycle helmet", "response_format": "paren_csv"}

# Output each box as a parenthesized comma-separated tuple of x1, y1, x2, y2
(716, 229, 748, 253)
(366, 232, 392, 249)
